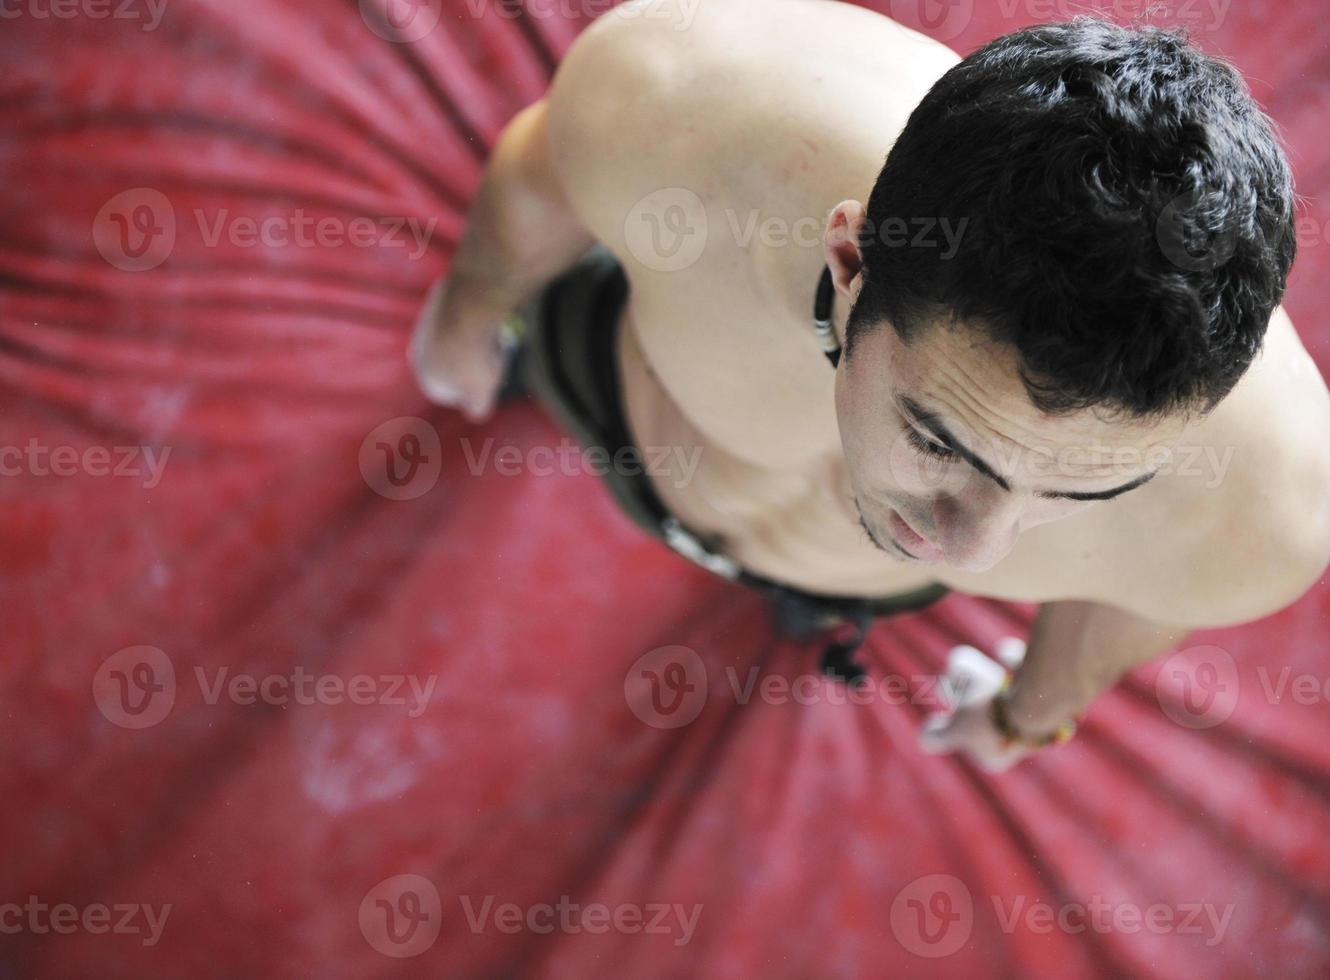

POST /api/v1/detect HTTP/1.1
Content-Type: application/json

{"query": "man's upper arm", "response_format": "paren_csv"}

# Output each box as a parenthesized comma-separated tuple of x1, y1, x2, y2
(1100, 487, 1330, 630)
(544, 3, 715, 251)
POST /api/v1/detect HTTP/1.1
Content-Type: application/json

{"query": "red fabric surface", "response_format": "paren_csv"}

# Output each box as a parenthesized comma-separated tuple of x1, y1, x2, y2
(2, 1, 1329, 977)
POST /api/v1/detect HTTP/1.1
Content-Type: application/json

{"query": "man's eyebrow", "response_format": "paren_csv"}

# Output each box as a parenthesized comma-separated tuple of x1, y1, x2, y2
(896, 395, 1158, 502)
(899, 395, 1010, 490)
(1036, 470, 1157, 502)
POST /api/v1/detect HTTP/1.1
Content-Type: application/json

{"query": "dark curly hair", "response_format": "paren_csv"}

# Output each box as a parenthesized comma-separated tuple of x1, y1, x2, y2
(846, 18, 1297, 419)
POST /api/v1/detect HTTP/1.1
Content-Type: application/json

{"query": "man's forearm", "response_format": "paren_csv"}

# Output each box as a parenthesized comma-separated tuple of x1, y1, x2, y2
(450, 99, 596, 319)
(1004, 599, 1191, 736)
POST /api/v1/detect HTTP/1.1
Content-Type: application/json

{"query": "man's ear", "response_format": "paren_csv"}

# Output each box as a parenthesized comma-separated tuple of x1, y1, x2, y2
(823, 200, 868, 300)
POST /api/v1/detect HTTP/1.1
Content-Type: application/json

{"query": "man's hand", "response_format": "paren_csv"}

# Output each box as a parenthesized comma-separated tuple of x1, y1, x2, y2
(919, 637, 1037, 772)
(919, 600, 1190, 771)
(409, 97, 594, 420)
(409, 277, 511, 421)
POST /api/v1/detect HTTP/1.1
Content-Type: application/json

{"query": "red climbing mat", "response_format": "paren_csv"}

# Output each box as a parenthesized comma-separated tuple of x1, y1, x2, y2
(2, 1, 1328, 977)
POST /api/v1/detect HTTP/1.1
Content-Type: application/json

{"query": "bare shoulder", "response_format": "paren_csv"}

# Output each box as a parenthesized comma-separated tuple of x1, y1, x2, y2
(543, 0, 721, 241)
(550, 0, 952, 97)
(1095, 308, 1330, 628)
(544, 0, 957, 249)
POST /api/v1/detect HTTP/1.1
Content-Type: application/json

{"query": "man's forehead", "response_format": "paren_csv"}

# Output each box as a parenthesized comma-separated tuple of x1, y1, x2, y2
(895, 325, 1188, 472)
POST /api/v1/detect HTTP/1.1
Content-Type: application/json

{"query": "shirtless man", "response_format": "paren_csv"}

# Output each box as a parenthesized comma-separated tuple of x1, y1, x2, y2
(410, 0, 1330, 769)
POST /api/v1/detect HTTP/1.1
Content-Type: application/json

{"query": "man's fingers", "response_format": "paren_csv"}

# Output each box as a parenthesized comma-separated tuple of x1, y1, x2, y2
(408, 275, 509, 417)
(995, 636, 1028, 669)
(975, 752, 1020, 774)
(409, 279, 465, 407)
(410, 351, 466, 404)
(944, 644, 1006, 706)
(411, 334, 504, 417)
(920, 709, 1026, 771)
(412, 349, 478, 410)
(409, 279, 448, 355)
(461, 387, 498, 423)
(918, 712, 957, 753)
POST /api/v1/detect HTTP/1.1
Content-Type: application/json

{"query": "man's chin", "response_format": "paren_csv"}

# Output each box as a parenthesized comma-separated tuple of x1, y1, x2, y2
(932, 546, 1014, 574)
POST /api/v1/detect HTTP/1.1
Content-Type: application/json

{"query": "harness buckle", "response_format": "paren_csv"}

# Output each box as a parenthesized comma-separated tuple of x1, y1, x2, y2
(661, 517, 741, 580)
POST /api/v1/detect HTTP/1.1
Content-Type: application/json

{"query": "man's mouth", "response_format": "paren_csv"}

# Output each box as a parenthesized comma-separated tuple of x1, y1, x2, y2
(886, 509, 945, 563)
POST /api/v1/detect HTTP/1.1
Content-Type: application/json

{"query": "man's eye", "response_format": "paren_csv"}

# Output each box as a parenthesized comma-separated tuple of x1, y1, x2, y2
(906, 427, 956, 461)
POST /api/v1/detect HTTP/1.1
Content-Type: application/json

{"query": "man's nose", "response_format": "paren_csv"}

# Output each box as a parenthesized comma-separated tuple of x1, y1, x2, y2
(932, 487, 1023, 564)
